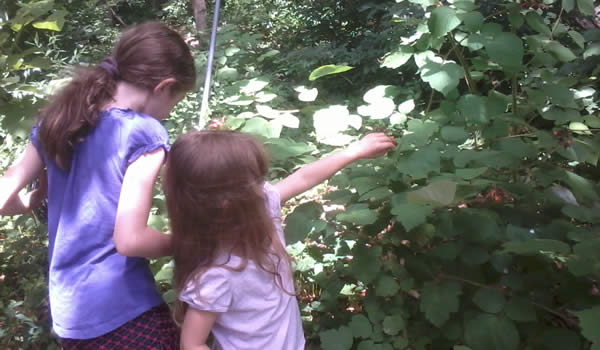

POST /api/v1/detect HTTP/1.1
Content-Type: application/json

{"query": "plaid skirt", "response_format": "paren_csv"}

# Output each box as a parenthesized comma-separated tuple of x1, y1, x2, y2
(61, 304, 179, 350)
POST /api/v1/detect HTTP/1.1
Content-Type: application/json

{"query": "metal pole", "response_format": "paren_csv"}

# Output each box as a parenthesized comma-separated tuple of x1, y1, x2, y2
(198, 0, 222, 128)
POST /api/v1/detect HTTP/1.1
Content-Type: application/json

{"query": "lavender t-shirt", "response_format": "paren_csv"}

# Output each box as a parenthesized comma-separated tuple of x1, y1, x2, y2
(30, 108, 167, 339)
(179, 184, 305, 350)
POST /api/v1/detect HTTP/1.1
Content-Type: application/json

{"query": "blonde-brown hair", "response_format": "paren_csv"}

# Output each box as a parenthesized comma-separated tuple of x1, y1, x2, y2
(164, 130, 291, 323)
(38, 21, 196, 169)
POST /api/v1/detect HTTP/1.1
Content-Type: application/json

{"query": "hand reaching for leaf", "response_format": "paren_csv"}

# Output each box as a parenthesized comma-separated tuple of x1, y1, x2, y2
(346, 132, 398, 160)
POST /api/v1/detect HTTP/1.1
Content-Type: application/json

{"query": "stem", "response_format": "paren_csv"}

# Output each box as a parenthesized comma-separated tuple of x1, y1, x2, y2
(551, 8, 564, 39)
(448, 33, 477, 94)
(440, 273, 578, 326)
(425, 89, 435, 114)
(511, 74, 518, 116)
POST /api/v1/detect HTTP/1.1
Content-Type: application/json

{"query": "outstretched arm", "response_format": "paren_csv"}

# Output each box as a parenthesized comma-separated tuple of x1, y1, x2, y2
(275, 133, 396, 203)
(114, 147, 171, 258)
(0, 143, 46, 216)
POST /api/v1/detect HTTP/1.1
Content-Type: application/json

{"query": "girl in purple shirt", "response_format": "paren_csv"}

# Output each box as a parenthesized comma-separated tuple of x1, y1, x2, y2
(0, 22, 195, 349)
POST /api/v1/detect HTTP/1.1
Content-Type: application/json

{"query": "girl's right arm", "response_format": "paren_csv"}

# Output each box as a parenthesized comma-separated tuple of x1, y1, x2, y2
(275, 133, 396, 203)
(180, 308, 217, 350)
(0, 143, 46, 216)
(113, 147, 172, 258)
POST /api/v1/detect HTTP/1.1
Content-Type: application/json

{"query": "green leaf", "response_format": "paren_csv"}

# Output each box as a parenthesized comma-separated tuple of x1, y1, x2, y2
(455, 167, 488, 180)
(441, 126, 470, 143)
(402, 140, 442, 174)
(376, 275, 400, 297)
(382, 45, 414, 69)
(538, 329, 582, 350)
(391, 202, 433, 231)
(577, 0, 595, 15)
(397, 99, 415, 114)
(429, 7, 461, 38)
(350, 245, 382, 284)
(406, 180, 456, 208)
(584, 43, 600, 59)
(502, 239, 571, 255)
(313, 105, 354, 146)
(238, 78, 269, 94)
(309, 64, 354, 81)
(32, 10, 66, 31)
(295, 86, 318, 102)
(320, 326, 354, 350)
(257, 49, 279, 62)
(400, 120, 439, 148)
(505, 297, 537, 322)
(525, 12, 551, 36)
(420, 281, 462, 327)
(382, 315, 405, 335)
(349, 315, 373, 339)
(241, 117, 280, 138)
(472, 288, 506, 313)
(460, 12, 484, 32)
(264, 138, 316, 161)
(457, 94, 489, 123)
(574, 306, 600, 346)
(485, 32, 523, 72)
(562, 0, 575, 11)
(454, 347, 472, 350)
(284, 202, 323, 244)
(420, 61, 463, 96)
(336, 204, 378, 226)
(465, 314, 519, 350)
(569, 30, 585, 49)
(545, 41, 577, 62)
(363, 85, 401, 103)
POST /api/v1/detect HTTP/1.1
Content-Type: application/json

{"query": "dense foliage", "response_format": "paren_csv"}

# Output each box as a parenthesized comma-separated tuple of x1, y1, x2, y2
(2, 0, 600, 349)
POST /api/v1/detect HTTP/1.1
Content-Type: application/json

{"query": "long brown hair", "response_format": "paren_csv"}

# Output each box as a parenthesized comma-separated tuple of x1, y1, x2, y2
(38, 22, 196, 169)
(164, 130, 291, 323)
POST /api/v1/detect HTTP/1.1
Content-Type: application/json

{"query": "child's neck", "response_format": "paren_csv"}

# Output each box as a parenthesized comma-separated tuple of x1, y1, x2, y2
(103, 82, 151, 113)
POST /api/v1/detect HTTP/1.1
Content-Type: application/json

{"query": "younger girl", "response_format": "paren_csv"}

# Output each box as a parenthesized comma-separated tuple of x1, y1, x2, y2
(165, 130, 396, 350)
(0, 22, 195, 348)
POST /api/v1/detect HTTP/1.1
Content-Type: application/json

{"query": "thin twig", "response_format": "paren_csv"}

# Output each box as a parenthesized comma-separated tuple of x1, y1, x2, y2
(109, 7, 127, 26)
(511, 74, 518, 116)
(447, 33, 477, 94)
(551, 8, 564, 39)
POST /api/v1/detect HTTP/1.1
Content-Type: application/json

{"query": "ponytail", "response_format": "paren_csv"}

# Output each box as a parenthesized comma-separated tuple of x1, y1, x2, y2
(38, 65, 117, 170)
(37, 22, 196, 170)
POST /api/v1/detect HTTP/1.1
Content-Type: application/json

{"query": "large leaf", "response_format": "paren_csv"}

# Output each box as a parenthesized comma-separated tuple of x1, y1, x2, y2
(406, 180, 456, 207)
(577, 0, 595, 15)
(350, 245, 382, 284)
(420, 60, 463, 96)
(382, 315, 405, 335)
(336, 204, 378, 226)
(472, 288, 506, 313)
(309, 65, 354, 81)
(525, 12, 551, 36)
(382, 45, 414, 69)
(545, 41, 577, 62)
(485, 32, 523, 72)
(32, 9, 66, 31)
(457, 94, 489, 123)
(574, 306, 600, 348)
(391, 201, 433, 232)
(502, 239, 571, 255)
(428, 7, 461, 38)
(320, 326, 354, 350)
(313, 105, 355, 146)
(284, 202, 324, 244)
(349, 315, 373, 339)
(465, 314, 519, 350)
(420, 281, 462, 327)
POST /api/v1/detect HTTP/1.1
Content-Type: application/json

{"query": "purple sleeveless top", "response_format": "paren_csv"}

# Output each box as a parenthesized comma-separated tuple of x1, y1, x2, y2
(30, 108, 168, 339)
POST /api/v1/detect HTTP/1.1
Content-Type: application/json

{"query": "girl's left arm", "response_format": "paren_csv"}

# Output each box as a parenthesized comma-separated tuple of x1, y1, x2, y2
(114, 147, 172, 258)
(180, 308, 217, 350)
(0, 143, 46, 216)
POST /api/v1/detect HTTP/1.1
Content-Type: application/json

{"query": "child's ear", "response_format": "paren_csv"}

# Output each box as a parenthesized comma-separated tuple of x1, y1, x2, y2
(154, 78, 177, 95)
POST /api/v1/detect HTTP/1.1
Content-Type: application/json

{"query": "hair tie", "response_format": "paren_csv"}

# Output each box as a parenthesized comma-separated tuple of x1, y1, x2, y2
(98, 57, 120, 78)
